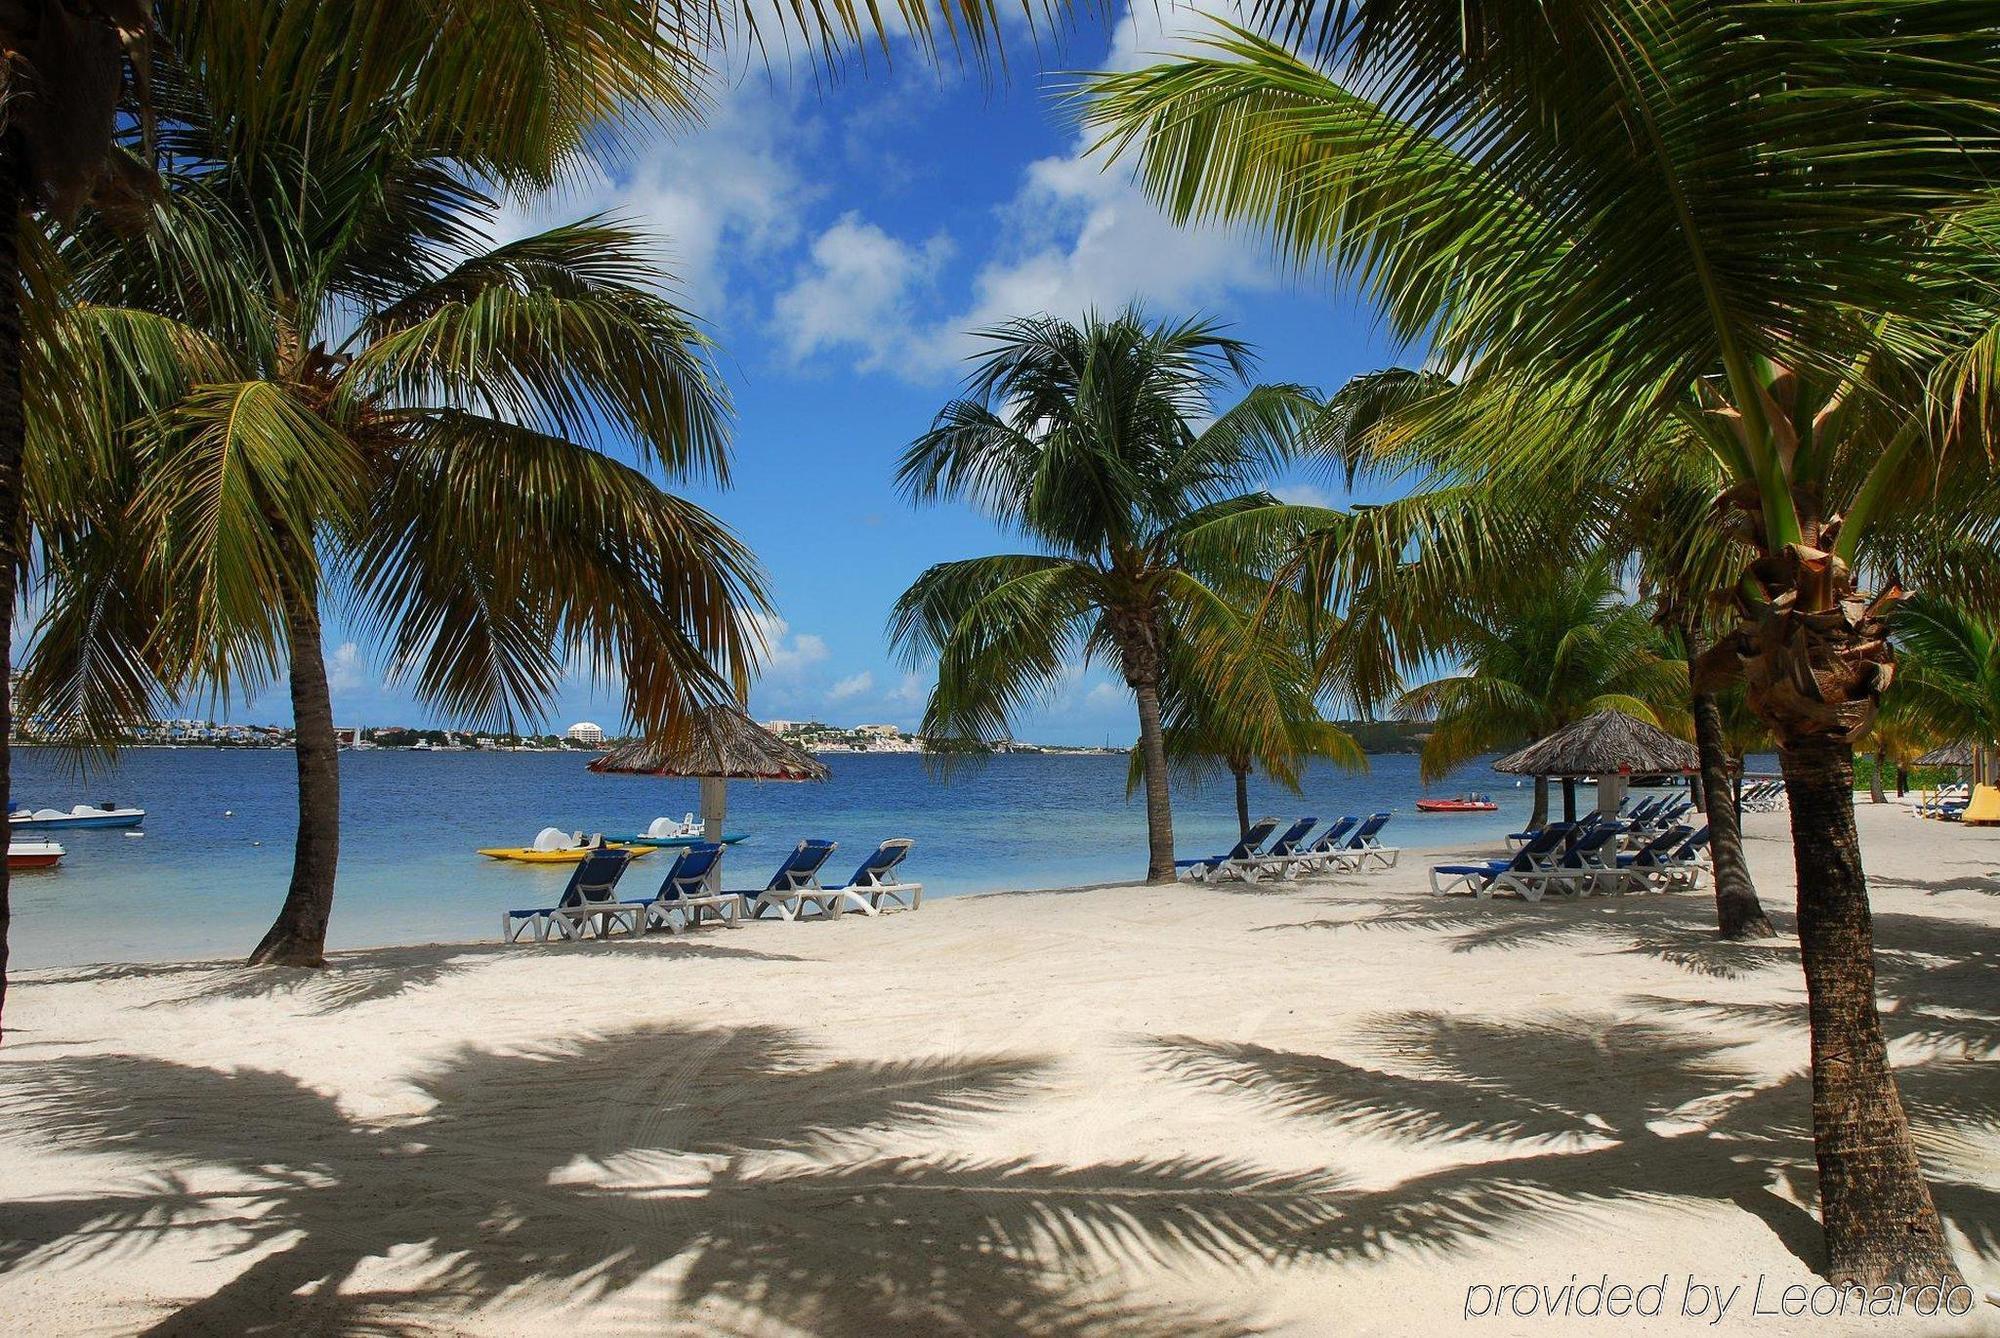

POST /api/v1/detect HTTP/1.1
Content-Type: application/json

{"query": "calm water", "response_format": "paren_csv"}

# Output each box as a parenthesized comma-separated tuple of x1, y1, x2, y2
(8, 748, 1615, 967)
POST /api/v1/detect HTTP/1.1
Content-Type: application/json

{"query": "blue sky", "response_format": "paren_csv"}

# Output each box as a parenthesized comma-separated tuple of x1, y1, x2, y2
(311, 4, 1418, 745)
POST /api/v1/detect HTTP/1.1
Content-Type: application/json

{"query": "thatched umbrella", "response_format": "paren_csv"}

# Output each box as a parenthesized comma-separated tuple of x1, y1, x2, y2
(1493, 709, 1698, 822)
(1915, 740, 1973, 769)
(588, 706, 829, 873)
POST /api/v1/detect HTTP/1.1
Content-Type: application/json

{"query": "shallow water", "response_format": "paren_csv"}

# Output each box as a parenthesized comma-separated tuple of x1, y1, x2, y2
(8, 747, 1626, 967)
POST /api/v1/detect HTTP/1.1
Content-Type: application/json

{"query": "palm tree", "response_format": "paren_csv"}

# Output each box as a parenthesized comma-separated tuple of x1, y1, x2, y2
(1082, 5, 2000, 1283)
(1143, 597, 1365, 837)
(890, 310, 1322, 881)
(26, 71, 766, 968)
(1391, 560, 1684, 829)
(1892, 595, 2000, 788)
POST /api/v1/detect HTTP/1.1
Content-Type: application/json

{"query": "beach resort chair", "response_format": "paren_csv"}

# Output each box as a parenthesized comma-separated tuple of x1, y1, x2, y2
(810, 838, 924, 916)
(1332, 813, 1401, 871)
(743, 840, 842, 921)
(1601, 825, 1696, 893)
(1285, 816, 1358, 872)
(637, 842, 741, 932)
(1547, 825, 1628, 896)
(1176, 817, 1280, 883)
(1240, 817, 1320, 881)
(1657, 826, 1713, 888)
(503, 848, 640, 943)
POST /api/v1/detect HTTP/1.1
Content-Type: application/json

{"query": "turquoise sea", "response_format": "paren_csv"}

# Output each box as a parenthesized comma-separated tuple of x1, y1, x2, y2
(7, 748, 1618, 968)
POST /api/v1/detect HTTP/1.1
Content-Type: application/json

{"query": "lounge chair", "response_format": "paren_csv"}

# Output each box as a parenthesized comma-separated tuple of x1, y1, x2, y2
(1427, 823, 1572, 899)
(1601, 825, 1696, 893)
(1238, 817, 1320, 881)
(811, 838, 924, 916)
(636, 842, 741, 931)
(743, 840, 842, 921)
(503, 848, 640, 943)
(1176, 817, 1280, 883)
(1292, 815, 1359, 871)
(1331, 812, 1400, 871)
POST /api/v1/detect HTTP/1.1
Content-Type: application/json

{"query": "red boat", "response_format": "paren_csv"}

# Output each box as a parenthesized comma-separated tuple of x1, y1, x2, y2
(7, 839, 65, 869)
(1416, 795, 1498, 813)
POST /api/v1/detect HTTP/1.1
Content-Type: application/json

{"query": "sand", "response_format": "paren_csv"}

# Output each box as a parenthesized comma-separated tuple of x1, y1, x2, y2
(0, 801, 1994, 1336)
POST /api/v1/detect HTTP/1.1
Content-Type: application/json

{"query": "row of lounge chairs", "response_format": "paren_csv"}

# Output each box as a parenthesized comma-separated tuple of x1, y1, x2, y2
(1504, 793, 1692, 850)
(504, 838, 921, 944)
(1176, 813, 1400, 884)
(1432, 821, 1711, 900)
(1739, 779, 1786, 812)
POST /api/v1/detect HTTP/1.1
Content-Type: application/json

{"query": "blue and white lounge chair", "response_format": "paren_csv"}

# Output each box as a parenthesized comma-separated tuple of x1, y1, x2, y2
(1240, 817, 1320, 881)
(810, 838, 923, 915)
(1430, 824, 1570, 897)
(503, 848, 640, 943)
(637, 842, 742, 931)
(1290, 815, 1359, 872)
(745, 839, 842, 920)
(1602, 825, 1696, 893)
(1176, 817, 1280, 883)
(1330, 812, 1400, 871)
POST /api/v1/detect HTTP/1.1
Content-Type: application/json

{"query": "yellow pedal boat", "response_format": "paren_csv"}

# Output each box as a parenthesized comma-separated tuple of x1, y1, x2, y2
(477, 843, 653, 864)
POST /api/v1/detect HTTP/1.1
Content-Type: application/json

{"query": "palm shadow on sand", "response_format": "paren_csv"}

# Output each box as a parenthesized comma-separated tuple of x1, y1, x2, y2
(0, 1024, 1347, 1336)
(18, 937, 811, 1016)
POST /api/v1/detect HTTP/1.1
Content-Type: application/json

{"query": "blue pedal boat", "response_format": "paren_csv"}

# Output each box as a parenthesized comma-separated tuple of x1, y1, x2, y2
(10, 804, 146, 831)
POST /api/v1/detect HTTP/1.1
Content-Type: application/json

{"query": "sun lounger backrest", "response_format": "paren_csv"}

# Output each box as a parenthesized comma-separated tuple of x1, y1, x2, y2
(1228, 818, 1281, 861)
(846, 837, 914, 887)
(1348, 813, 1389, 847)
(768, 839, 838, 890)
(1674, 826, 1711, 860)
(1313, 817, 1358, 851)
(1520, 823, 1571, 860)
(1633, 825, 1692, 866)
(1268, 818, 1317, 856)
(655, 842, 723, 900)
(1627, 796, 1663, 823)
(557, 849, 633, 908)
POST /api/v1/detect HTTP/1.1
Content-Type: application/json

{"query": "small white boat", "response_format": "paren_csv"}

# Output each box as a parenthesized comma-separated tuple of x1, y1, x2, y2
(8, 840, 65, 870)
(9, 803, 146, 830)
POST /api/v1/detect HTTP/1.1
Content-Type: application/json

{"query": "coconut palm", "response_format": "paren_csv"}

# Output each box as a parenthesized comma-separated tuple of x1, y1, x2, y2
(889, 309, 1323, 881)
(1389, 560, 1684, 830)
(1892, 595, 2000, 788)
(1300, 367, 1778, 938)
(1082, 4, 2000, 1282)
(1141, 595, 1365, 837)
(25, 67, 768, 968)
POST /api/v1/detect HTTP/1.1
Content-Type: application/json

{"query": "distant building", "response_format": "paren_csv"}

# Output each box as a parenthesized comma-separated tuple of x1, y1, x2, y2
(761, 719, 798, 734)
(566, 721, 606, 745)
(856, 723, 902, 739)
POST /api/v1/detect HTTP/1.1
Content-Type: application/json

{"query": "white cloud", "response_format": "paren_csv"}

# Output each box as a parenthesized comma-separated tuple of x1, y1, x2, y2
(772, 212, 954, 372)
(326, 641, 368, 694)
(488, 76, 822, 320)
(747, 612, 831, 677)
(828, 670, 875, 701)
(1085, 681, 1128, 709)
(889, 672, 928, 706)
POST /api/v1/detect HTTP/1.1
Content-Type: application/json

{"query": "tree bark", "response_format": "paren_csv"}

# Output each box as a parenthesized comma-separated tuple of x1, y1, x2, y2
(1868, 747, 1886, 804)
(1780, 739, 1957, 1288)
(1894, 765, 1908, 798)
(1131, 678, 1175, 883)
(1528, 774, 1549, 830)
(0, 135, 23, 1041)
(247, 581, 340, 966)
(1232, 765, 1250, 839)
(1680, 628, 1776, 936)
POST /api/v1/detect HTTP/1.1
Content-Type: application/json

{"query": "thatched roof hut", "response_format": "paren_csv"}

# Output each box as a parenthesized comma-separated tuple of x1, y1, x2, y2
(588, 705, 829, 781)
(1493, 709, 1698, 778)
(1915, 740, 1974, 769)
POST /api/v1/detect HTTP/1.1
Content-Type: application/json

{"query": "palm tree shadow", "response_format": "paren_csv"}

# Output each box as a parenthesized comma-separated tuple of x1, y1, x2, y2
(1148, 1008, 1997, 1278)
(21, 938, 807, 1016)
(0, 1024, 1343, 1335)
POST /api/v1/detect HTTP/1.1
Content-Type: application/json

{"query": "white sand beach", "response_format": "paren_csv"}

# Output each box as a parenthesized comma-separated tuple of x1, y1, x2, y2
(1, 804, 1994, 1336)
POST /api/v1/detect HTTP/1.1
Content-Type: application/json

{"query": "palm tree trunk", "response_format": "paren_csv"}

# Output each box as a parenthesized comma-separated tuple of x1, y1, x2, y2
(1232, 764, 1250, 838)
(1689, 677, 1772, 939)
(248, 581, 340, 967)
(1868, 746, 1886, 804)
(1132, 678, 1175, 882)
(0, 134, 23, 1040)
(1528, 775, 1549, 830)
(1780, 738, 1956, 1288)
(1894, 764, 1908, 798)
